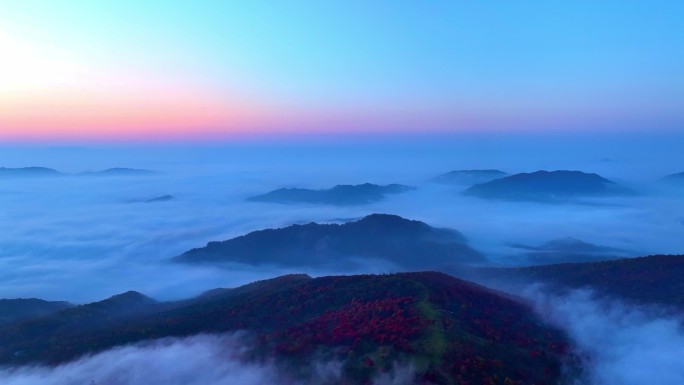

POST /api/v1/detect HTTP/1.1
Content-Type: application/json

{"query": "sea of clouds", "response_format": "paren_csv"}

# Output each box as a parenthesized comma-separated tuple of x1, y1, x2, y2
(0, 134, 683, 384)
(0, 136, 682, 302)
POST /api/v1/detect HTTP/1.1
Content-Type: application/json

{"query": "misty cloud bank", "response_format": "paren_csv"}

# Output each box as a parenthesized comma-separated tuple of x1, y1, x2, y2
(524, 288, 684, 385)
(0, 334, 415, 385)
(0, 138, 683, 302)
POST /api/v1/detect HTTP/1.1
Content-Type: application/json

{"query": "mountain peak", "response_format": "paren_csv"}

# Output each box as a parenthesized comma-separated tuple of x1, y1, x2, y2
(464, 170, 632, 201)
(0, 167, 62, 177)
(100, 291, 156, 307)
(248, 183, 412, 206)
(176, 214, 482, 269)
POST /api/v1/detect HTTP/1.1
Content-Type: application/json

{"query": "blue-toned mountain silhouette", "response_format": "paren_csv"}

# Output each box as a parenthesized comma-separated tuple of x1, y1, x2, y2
(464, 170, 633, 201)
(176, 214, 484, 269)
(248, 183, 412, 205)
(432, 169, 508, 185)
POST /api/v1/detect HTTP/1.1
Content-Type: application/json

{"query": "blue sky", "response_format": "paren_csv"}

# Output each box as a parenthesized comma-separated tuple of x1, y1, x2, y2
(0, 0, 682, 140)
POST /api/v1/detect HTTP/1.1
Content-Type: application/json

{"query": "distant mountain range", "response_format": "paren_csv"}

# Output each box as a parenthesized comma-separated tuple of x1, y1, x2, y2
(0, 167, 62, 178)
(508, 237, 633, 265)
(79, 168, 158, 177)
(462, 254, 684, 310)
(432, 169, 508, 185)
(464, 170, 634, 202)
(175, 214, 485, 270)
(247, 183, 413, 205)
(0, 167, 157, 178)
(0, 272, 571, 384)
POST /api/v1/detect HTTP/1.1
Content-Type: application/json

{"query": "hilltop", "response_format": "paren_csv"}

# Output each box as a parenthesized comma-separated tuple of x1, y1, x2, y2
(0, 167, 62, 178)
(247, 183, 412, 205)
(175, 214, 484, 270)
(0, 272, 571, 384)
(464, 170, 633, 202)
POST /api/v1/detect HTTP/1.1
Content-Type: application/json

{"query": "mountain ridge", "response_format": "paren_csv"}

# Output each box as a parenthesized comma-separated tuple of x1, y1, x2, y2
(464, 170, 634, 201)
(0, 167, 62, 178)
(175, 214, 485, 269)
(460, 254, 684, 309)
(248, 183, 413, 205)
(0, 272, 572, 385)
(0, 299, 73, 326)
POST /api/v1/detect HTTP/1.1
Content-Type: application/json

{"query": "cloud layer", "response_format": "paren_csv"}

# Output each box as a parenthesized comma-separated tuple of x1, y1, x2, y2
(524, 288, 684, 385)
(0, 140, 683, 302)
(0, 334, 415, 385)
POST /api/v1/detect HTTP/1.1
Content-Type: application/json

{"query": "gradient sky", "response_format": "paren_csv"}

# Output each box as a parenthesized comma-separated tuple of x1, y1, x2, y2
(0, 0, 683, 141)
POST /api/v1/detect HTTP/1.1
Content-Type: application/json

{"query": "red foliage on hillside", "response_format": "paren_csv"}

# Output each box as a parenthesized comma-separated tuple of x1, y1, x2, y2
(272, 297, 428, 354)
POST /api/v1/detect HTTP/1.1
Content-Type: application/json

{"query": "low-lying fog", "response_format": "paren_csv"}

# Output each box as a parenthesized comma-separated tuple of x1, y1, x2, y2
(525, 287, 684, 385)
(1, 133, 683, 303)
(0, 333, 417, 385)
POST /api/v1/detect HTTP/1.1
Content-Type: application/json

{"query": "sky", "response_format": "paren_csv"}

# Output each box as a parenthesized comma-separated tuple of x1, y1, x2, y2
(1, 0, 683, 142)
